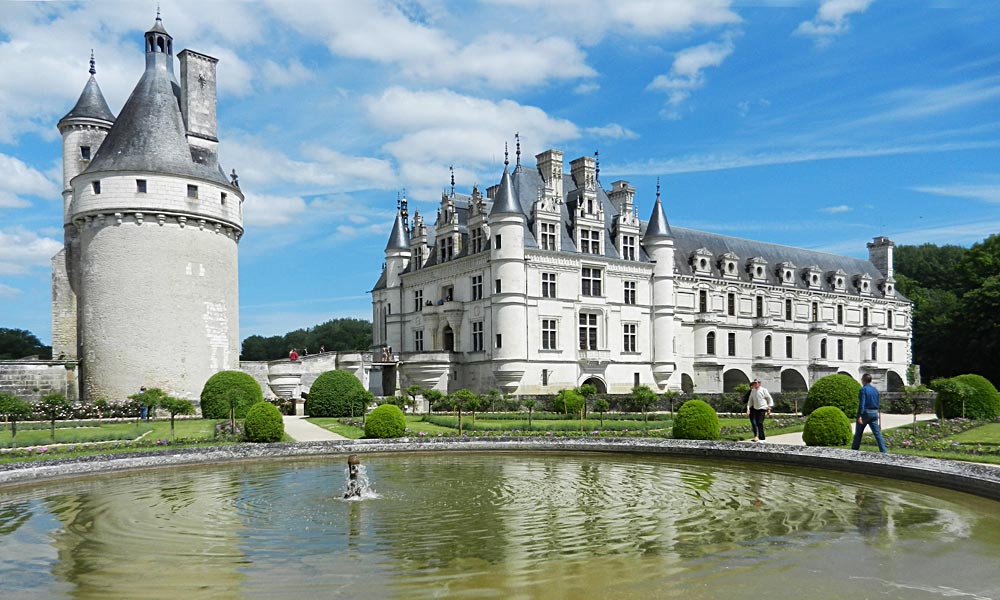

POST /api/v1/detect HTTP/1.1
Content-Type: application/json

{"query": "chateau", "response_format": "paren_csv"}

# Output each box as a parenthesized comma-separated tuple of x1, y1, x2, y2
(371, 147, 912, 397)
(51, 14, 244, 402)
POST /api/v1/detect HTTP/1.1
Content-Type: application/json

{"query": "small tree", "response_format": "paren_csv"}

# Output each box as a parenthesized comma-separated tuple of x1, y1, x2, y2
(423, 389, 444, 414)
(903, 383, 930, 425)
(128, 387, 168, 425)
(159, 396, 195, 439)
(37, 392, 69, 441)
(404, 385, 423, 414)
(593, 397, 610, 430)
(484, 388, 504, 413)
(663, 390, 681, 415)
(555, 388, 584, 416)
(630, 385, 658, 430)
(449, 389, 479, 434)
(0, 392, 31, 441)
(578, 384, 597, 419)
(523, 398, 537, 429)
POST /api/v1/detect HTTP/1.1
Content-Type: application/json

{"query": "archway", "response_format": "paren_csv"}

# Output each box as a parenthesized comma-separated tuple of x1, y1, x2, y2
(443, 326, 454, 352)
(581, 377, 607, 395)
(722, 369, 750, 393)
(780, 369, 808, 392)
(681, 373, 694, 395)
(837, 371, 855, 381)
(886, 371, 905, 392)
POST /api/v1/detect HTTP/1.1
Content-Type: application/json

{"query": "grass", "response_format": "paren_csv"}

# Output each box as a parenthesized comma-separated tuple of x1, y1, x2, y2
(950, 422, 1000, 445)
(1, 422, 155, 448)
(307, 418, 365, 438)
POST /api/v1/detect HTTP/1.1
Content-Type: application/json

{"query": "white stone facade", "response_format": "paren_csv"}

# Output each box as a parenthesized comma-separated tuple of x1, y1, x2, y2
(372, 149, 912, 396)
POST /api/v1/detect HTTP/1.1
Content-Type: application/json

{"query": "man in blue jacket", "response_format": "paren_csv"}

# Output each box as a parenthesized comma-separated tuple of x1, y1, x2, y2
(852, 374, 887, 453)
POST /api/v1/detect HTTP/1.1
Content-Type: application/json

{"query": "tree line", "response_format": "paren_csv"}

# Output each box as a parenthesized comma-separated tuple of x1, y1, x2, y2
(240, 318, 372, 361)
(895, 234, 1000, 387)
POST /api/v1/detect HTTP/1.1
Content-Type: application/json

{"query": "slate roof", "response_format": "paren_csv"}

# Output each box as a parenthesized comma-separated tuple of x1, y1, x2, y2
(59, 75, 116, 126)
(385, 210, 410, 251)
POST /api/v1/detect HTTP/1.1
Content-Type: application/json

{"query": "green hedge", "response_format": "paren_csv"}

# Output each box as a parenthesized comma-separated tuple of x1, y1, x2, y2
(305, 370, 367, 417)
(672, 399, 720, 440)
(244, 402, 285, 442)
(802, 374, 861, 417)
(365, 404, 406, 438)
(802, 406, 852, 447)
(200, 371, 264, 419)
(933, 374, 1000, 420)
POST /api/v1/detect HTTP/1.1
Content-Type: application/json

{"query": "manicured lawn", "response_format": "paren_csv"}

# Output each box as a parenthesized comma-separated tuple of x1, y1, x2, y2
(307, 418, 365, 438)
(950, 422, 1000, 445)
(1, 422, 154, 447)
(858, 418, 1000, 463)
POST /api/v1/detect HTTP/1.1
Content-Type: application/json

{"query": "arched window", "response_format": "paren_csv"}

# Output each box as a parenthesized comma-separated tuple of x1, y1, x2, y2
(820, 338, 827, 359)
(764, 335, 772, 357)
(785, 299, 792, 320)
(756, 296, 764, 317)
(871, 341, 878, 361)
(888, 309, 894, 329)
(157, 36, 165, 53)
(811, 302, 819, 321)
(837, 304, 844, 324)
(706, 331, 716, 355)
(837, 339, 844, 360)
(863, 307, 869, 326)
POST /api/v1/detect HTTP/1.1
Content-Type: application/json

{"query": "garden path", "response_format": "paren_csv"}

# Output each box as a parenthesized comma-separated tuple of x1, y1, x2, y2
(282, 415, 348, 441)
(758, 413, 938, 446)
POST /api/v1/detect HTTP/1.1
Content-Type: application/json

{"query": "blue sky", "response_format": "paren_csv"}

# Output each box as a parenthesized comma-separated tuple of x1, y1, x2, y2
(1, 0, 998, 346)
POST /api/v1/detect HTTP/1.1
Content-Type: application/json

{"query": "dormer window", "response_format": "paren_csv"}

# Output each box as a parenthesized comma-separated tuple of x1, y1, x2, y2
(692, 248, 713, 275)
(829, 269, 847, 292)
(777, 261, 797, 286)
(720, 252, 740, 279)
(748, 257, 767, 282)
(621, 235, 637, 261)
(579, 229, 601, 254)
(855, 273, 873, 295)
(804, 266, 822, 289)
(881, 275, 896, 297)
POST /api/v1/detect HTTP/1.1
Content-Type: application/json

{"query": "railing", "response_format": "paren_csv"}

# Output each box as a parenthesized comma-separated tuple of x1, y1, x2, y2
(578, 349, 610, 363)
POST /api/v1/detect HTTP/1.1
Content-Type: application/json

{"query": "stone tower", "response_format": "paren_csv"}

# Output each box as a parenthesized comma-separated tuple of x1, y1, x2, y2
(56, 14, 244, 402)
(641, 183, 676, 389)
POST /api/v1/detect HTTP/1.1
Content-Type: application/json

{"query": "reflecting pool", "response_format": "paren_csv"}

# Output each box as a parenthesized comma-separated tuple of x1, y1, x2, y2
(2, 452, 999, 599)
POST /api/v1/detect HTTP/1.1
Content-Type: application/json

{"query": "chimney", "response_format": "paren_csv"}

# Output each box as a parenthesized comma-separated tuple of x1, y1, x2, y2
(535, 149, 564, 199)
(178, 50, 219, 167)
(867, 236, 895, 277)
(570, 155, 596, 192)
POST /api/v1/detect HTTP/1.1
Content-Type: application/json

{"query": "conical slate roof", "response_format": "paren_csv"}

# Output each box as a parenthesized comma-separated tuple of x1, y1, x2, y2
(489, 164, 522, 216)
(59, 75, 116, 126)
(643, 195, 672, 239)
(385, 210, 410, 251)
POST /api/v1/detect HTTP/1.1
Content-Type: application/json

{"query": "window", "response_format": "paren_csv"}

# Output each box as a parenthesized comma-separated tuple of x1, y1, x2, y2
(785, 299, 793, 321)
(756, 296, 764, 317)
(863, 307, 869, 327)
(495, 234, 502, 250)
(727, 332, 736, 356)
(634, 372, 641, 387)
(187, 184, 198, 199)
(579, 229, 601, 254)
(811, 302, 819, 321)
(438, 237, 454, 262)
(837, 305, 844, 325)
(443, 286, 454, 302)
(699, 290, 708, 313)
(542, 319, 558, 350)
(542, 272, 556, 298)
(871, 341, 878, 361)
(764, 335, 772, 357)
(80, 146, 91, 160)
(472, 322, 484, 351)
(623, 323, 637, 352)
(496, 334, 502, 349)
(471, 275, 483, 300)
(707, 331, 716, 355)
(785, 335, 793, 358)
(540, 222, 556, 251)
(92, 181, 101, 194)
(727, 293, 736, 316)
(471, 227, 484, 253)
(136, 179, 147, 193)
(221, 192, 227, 205)
(494, 279, 502, 294)
(820, 338, 828, 359)
(413, 247, 424, 270)
(414, 330, 424, 351)
(624, 280, 636, 305)
(579, 313, 598, 350)
(581, 267, 602, 297)
(888, 310, 894, 329)
(622, 235, 636, 261)
(413, 289, 423, 311)
(837, 339, 844, 360)
(888, 342, 894, 362)
(542, 369, 549, 386)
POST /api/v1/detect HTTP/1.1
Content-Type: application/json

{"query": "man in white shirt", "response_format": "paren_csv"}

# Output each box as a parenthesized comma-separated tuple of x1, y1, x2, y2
(745, 378, 774, 442)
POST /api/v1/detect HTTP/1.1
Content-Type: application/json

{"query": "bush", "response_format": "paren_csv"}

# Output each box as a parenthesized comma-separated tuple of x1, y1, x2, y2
(244, 402, 285, 442)
(200, 371, 264, 419)
(802, 374, 861, 417)
(933, 374, 1000, 420)
(672, 399, 720, 440)
(306, 370, 366, 417)
(365, 403, 406, 438)
(802, 406, 852, 447)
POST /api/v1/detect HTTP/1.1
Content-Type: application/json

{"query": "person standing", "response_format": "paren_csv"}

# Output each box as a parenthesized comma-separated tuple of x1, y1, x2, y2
(289, 349, 299, 361)
(138, 386, 148, 421)
(745, 379, 774, 442)
(852, 374, 887, 453)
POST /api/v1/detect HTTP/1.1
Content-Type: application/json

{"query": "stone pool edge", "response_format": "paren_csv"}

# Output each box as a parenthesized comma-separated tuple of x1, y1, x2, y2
(1, 438, 998, 501)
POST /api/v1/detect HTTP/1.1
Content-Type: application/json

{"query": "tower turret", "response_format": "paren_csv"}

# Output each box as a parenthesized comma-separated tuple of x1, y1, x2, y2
(641, 180, 676, 389)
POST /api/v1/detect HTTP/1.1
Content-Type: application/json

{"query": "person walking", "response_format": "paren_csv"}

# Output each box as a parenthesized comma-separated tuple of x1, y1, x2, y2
(852, 374, 887, 453)
(745, 378, 774, 442)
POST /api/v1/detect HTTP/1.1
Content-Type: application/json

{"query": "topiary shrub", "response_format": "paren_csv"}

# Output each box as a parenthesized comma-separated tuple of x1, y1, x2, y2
(933, 374, 1000, 420)
(802, 374, 861, 417)
(305, 370, 366, 417)
(244, 401, 285, 442)
(200, 370, 264, 419)
(672, 399, 720, 440)
(802, 406, 852, 447)
(365, 403, 406, 439)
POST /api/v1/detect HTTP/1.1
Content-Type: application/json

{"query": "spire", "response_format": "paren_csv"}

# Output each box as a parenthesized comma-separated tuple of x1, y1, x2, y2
(450, 165, 455, 197)
(89, 49, 96, 75)
(515, 132, 521, 170)
(643, 177, 672, 239)
(504, 141, 509, 167)
(594, 150, 600, 183)
(489, 160, 522, 217)
(385, 198, 410, 251)
(58, 52, 116, 127)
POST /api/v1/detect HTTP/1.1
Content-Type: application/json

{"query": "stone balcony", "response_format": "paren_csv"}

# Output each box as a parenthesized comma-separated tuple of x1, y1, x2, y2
(752, 316, 772, 328)
(809, 321, 830, 333)
(694, 312, 718, 324)
(578, 349, 611, 365)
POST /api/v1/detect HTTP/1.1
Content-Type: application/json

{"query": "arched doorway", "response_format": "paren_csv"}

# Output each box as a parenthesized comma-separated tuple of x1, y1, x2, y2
(837, 371, 855, 381)
(780, 369, 808, 392)
(581, 377, 607, 394)
(723, 369, 750, 392)
(681, 373, 694, 395)
(443, 326, 454, 352)
(886, 371, 905, 392)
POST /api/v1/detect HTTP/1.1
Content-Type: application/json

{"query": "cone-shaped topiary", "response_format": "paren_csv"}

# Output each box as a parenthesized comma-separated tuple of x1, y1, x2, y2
(200, 370, 264, 419)
(306, 370, 366, 417)
(802, 406, 852, 446)
(933, 374, 1000, 420)
(365, 403, 406, 438)
(244, 402, 285, 442)
(672, 399, 720, 440)
(802, 374, 861, 417)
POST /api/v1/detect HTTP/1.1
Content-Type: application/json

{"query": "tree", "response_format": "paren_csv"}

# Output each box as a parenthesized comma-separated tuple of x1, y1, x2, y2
(958, 275, 1000, 386)
(159, 396, 195, 439)
(129, 387, 168, 423)
(523, 398, 537, 429)
(36, 392, 69, 440)
(465, 394, 482, 428)
(578, 383, 597, 418)
(404, 385, 423, 414)
(423, 389, 444, 414)
(593, 397, 610, 429)
(663, 390, 681, 415)
(483, 389, 504, 413)
(0, 392, 31, 441)
(555, 389, 584, 416)
(240, 318, 374, 360)
(449, 389, 479, 435)
(630, 385, 658, 429)
(0, 328, 51, 360)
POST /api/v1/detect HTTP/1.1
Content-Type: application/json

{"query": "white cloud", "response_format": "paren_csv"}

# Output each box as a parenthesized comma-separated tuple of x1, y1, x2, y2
(242, 193, 309, 228)
(794, 0, 873, 42)
(647, 37, 735, 113)
(0, 283, 21, 299)
(574, 82, 601, 95)
(912, 184, 1000, 204)
(0, 227, 62, 275)
(584, 123, 639, 140)
(0, 153, 59, 209)
(819, 204, 852, 213)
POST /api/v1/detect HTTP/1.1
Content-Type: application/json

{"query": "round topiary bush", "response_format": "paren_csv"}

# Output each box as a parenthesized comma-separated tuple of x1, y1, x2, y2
(934, 374, 1000, 420)
(200, 370, 264, 419)
(802, 406, 852, 447)
(672, 399, 720, 440)
(305, 370, 366, 417)
(244, 401, 284, 443)
(365, 403, 406, 438)
(802, 374, 861, 417)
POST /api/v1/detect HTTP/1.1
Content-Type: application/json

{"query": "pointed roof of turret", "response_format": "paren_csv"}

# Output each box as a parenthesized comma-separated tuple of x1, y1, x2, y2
(489, 163, 523, 217)
(642, 178, 672, 240)
(385, 209, 410, 251)
(58, 53, 116, 126)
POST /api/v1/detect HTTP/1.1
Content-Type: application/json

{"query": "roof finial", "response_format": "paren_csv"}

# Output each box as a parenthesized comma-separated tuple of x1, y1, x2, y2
(450, 165, 455, 197)
(594, 150, 600, 183)
(656, 176, 661, 201)
(398, 193, 409, 231)
(504, 142, 509, 167)
(89, 49, 96, 76)
(156, 4, 161, 21)
(515, 132, 521, 169)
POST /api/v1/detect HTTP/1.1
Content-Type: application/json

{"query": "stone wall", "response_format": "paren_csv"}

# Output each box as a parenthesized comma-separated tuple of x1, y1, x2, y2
(0, 360, 78, 402)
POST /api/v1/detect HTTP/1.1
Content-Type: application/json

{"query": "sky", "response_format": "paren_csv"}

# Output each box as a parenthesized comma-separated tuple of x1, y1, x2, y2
(1, 0, 998, 347)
